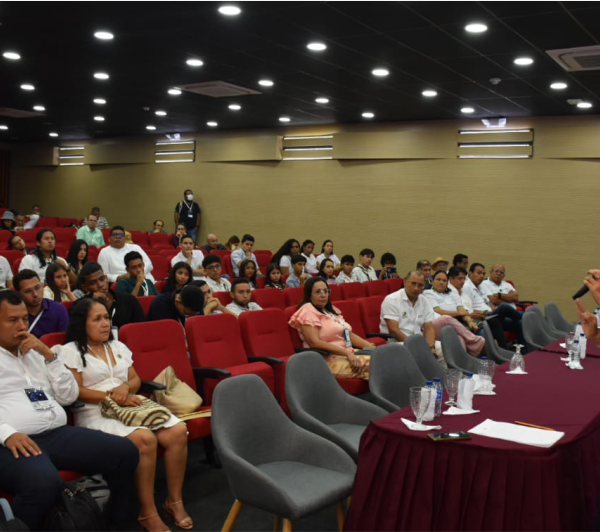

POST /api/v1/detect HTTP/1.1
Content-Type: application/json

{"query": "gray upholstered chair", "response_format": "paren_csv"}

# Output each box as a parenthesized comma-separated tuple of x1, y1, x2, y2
(285, 351, 388, 461)
(481, 321, 513, 364)
(404, 334, 445, 380)
(212, 374, 356, 532)
(526, 306, 564, 340)
(439, 326, 481, 374)
(369, 344, 426, 412)
(545, 302, 576, 334)
(522, 311, 556, 351)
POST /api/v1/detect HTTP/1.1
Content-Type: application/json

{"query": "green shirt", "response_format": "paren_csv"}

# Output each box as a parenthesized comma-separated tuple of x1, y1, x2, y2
(76, 225, 105, 247)
(116, 277, 158, 297)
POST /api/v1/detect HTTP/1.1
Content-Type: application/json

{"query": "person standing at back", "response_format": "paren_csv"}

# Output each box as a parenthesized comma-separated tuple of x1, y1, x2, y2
(174, 189, 201, 243)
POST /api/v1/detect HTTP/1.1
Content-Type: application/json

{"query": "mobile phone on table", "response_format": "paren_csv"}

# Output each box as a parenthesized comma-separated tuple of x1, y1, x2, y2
(427, 431, 471, 442)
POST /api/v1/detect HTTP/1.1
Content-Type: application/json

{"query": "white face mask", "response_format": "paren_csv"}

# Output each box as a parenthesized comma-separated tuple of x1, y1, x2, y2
(186, 194, 194, 201)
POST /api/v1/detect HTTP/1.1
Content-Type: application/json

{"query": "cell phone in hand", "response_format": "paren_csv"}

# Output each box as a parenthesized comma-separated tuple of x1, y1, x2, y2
(427, 431, 471, 442)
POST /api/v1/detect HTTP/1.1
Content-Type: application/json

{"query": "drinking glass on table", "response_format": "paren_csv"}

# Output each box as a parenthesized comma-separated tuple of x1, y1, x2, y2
(443, 369, 461, 406)
(478, 359, 495, 393)
(562, 333, 575, 362)
(409, 386, 430, 429)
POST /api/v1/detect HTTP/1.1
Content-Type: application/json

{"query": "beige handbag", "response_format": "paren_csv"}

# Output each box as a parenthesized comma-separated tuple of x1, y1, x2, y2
(100, 395, 171, 428)
(152, 366, 203, 416)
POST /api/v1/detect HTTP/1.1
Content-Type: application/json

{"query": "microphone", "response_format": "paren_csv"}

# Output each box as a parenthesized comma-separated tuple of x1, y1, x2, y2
(572, 285, 589, 300)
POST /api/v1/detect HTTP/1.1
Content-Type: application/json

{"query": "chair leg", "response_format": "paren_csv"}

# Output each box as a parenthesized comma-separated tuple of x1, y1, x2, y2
(282, 518, 292, 532)
(336, 502, 345, 532)
(222, 500, 242, 532)
(273, 515, 281, 532)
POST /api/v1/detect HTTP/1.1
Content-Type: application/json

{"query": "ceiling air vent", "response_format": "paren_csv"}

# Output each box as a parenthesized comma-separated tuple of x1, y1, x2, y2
(0, 107, 43, 118)
(546, 45, 600, 71)
(177, 81, 261, 98)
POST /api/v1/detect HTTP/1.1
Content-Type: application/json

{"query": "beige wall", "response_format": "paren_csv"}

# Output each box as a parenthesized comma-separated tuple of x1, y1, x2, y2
(8, 115, 600, 320)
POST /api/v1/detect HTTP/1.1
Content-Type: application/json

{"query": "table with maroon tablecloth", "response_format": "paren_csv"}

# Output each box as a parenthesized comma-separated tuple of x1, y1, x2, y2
(344, 350, 600, 531)
(541, 338, 600, 358)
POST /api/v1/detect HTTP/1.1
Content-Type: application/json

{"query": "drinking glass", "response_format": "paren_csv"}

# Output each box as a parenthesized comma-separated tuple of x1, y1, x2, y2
(478, 359, 495, 393)
(409, 386, 430, 429)
(562, 333, 575, 362)
(443, 369, 461, 406)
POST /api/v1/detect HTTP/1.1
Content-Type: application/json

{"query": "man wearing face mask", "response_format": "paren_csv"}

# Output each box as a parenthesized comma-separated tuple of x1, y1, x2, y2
(174, 189, 201, 243)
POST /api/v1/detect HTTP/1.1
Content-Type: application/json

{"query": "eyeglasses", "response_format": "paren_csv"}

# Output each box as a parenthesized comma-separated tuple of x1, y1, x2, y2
(22, 283, 43, 295)
(313, 289, 331, 295)
(492, 270, 506, 275)
(111, 233, 125, 238)
(205, 264, 221, 271)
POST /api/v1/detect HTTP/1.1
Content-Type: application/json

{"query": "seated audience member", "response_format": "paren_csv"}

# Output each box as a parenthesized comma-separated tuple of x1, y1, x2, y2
(0, 211, 16, 233)
(231, 234, 261, 277)
(286, 255, 308, 288)
(117, 252, 159, 297)
(336, 255, 357, 284)
(147, 285, 204, 323)
(164, 262, 193, 294)
(453, 253, 469, 269)
(14, 270, 69, 337)
(170, 234, 205, 280)
(0, 253, 13, 289)
(432, 257, 449, 272)
(19, 228, 72, 283)
(202, 254, 231, 293)
(239, 259, 258, 289)
(289, 277, 375, 379)
(57, 298, 192, 532)
(44, 263, 76, 302)
(379, 252, 399, 280)
(194, 280, 236, 316)
(416, 259, 433, 289)
(66, 239, 88, 278)
(225, 278, 262, 317)
(14, 213, 26, 231)
(265, 263, 284, 289)
(171, 223, 187, 248)
(76, 214, 105, 247)
(316, 239, 341, 271)
(318, 258, 338, 285)
(98, 226, 155, 283)
(301, 239, 319, 275)
(225, 235, 240, 251)
(272, 238, 301, 276)
(8, 234, 29, 254)
(480, 264, 520, 310)
(423, 270, 485, 357)
(91, 206, 110, 229)
(23, 205, 41, 229)
(353, 248, 378, 282)
(150, 219, 166, 234)
(380, 270, 442, 361)
(78, 262, 145, 328)
(0, 290, 138, 531)
(202, 233, 226, 253)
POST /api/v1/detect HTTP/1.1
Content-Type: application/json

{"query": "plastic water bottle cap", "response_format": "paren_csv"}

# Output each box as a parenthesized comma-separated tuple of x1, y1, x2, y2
(466, 372, 473, 377)
(433, 377, 441, 382)
(580, 333, 585, 337)
(480, 356, 488, 360)
(426, 380, 432, 386)
(575, 340, 580, 343)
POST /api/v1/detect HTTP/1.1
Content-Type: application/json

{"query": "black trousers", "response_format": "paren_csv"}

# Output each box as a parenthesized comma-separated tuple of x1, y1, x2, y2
(0, 425, 139, 530)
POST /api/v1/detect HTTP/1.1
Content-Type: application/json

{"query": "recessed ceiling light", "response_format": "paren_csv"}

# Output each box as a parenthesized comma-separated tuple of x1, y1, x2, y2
(94, 116, 105, 122)
(315, 97, 329, 104)
(168, 88, 182, 95)
(33, 105, 45, 111)
(228, 104, 241, 111)
(186, 58, 204, 67)
(307, 42, 327, 51)
(146, 125, 157, 130)
(577, 102, 593, 109)
(93, 72, 109, 80)
(49, 132, 58, 137)
(207, 121, 218, 127)
(20, 84, 35, 91)
(362, 112, 375, 118)
(279, 117, 291, 122)
(0, 125, 8, 130)
(93, 98, 106, 105)
(218, 5, 241, 15)
(372, 68, 389, 77)
(258, 79, 274, 87)
(94, 31, 114, 40)
(514, 57, 534, 66)
(422, 90, 438, 97)
(3, 51, 21, 60)
(155, 110, 167, 116)
(461, 107, 475, 114)
(465, 23, 488, 33)
(550, 82, 568, 90)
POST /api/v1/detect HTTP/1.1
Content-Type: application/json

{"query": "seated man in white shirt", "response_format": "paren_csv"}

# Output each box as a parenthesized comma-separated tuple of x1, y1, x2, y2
(480, 264, 520, 310)
(230, 234, 262, 277)
(170, 234, 205, 280)
(202, 254, 231, 293)
(336, 255, 358, 284)
(97, 225, 155, 283)
(225, 278, 263, 317)
(352, 248, 378, 282)
(0, 290, 139, 530)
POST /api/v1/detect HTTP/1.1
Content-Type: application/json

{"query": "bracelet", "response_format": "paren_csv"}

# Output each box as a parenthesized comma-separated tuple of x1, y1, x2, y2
(44, 352, 59, 364)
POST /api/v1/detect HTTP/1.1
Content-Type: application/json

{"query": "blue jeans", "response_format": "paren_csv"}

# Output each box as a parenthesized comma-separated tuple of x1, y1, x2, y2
(186, 228, 197, 243)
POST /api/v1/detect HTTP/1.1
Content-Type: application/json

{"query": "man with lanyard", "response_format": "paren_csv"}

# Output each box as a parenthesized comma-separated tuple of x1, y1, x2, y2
(352, 248, 378, 282)
(14, 270, 69, 338)
(0, 290, 139, 530)
(379, 270, 441, 360)
(116, 251, 159, 297)
(147, 285, 205, 323)
(174, 189, 201, 243)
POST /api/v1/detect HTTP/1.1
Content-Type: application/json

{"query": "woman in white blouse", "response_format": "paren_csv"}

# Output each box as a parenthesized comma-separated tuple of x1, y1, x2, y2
(316, 239, 341, 271)
(57, 298, 192, 531)
(301, 239, 319, 275)
(19, 228, 73, 284)
(272, 238, 301, 276)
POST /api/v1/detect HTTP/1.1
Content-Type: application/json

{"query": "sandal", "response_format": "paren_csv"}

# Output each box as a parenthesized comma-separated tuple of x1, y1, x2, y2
(163, 500, 194, 530)
(138, 513, 171, 532)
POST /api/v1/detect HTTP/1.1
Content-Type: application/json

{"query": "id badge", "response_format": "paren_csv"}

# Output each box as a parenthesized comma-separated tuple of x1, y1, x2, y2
(188, 213, 193, 218)
(111, 326, 119, 341)
(24, 388, 53, 410)
(342, 327, 352, 347)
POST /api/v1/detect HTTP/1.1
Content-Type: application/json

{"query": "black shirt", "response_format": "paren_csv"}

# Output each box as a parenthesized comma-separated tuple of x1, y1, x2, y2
(84, 290, 145, 328)
(174, 200, 201, 230)
(147, 292, 182, 323)
(202, 244, 227, 253)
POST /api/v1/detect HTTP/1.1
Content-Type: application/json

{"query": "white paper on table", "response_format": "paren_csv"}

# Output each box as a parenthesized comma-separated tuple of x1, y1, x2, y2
(473, 374, 496, 392)
(474, 389, 497, 396)
(443, 406, 480, 415)
(400, 418, 441, 431)
(559, 343, 566, 349)
(506, 369, 528, 375)
(468, 419, 565, 448)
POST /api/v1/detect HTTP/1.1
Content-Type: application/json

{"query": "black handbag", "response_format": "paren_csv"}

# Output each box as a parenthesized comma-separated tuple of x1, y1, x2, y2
(0, 499, 28, 531)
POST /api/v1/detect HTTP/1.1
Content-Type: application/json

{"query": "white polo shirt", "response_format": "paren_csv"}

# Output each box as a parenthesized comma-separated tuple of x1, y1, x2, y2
(462, 279, 492, 312)
(171, 250, 205, 280)
(380, 288, 436, 337)
(352, 265, 377, 283)
(205, 276, 231, 293)
(422, 289, 462, 312)
(336, 271, 357, 284)
(448, 284, 474, 313)
(480, 279, 517, 309)
(0, 256, 14, 289)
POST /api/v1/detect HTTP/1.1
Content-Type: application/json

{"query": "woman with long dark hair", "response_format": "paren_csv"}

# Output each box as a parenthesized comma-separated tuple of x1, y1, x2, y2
(19, 228, 73, 283)
(164, 261, 193, 294)
(67, 239, 88, 277)
(44, 262, 76, 302)
(271, 238, 301, 276)
(239, 258, 258, 289)
(318, 258, 338, 285)
(316, 239, 341, 271)
(301, 239, 318, 275)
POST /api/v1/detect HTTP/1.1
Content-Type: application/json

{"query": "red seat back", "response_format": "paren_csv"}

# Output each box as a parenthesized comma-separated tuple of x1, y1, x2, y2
(284, 305, 303, 348)
(212, 291, 232, 306)
(358, 295, 385, 335)
(148, 254, 169, 280)
(339, 282, 367, 300)
(365, 279, 390, 297)
(148, 233, 172, 248)
(137, 296, 156, 317)
(40, 332, 67, 348)
(283, 286, 304, 308)
(87, 246, 99, 261)
(256, 276, 266, 289)
(254, 250, 273, 272)
(384, 277, 404, 292)
(0, 232, 10, 243)
(129, 231, 148, 246)
(251, 288, 285, 309)
(332, 300, 367, 338)
(329, 284, 342, 301)
(41, 216, 60, 227)
(154, 280, 167, 294)
(61, 301, 73, 314)
(239, 308, 295, 358)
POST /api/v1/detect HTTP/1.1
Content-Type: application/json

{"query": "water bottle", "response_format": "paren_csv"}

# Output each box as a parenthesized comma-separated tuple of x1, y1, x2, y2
(579, 332, 587, 360)
(423, 381, 436, 421)
(433, 377, 442, 417)
(575, 321, 583, 338)
(595, 308, 600, 327)
(572, 339, 580, 365)
(509, 344, 526, 373)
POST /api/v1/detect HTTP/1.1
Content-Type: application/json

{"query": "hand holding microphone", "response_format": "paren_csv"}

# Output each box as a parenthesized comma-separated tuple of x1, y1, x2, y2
(573, 269, 600, 304)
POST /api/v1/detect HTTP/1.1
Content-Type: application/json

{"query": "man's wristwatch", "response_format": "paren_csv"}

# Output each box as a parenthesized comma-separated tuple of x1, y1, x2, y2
(44, 352, 59, 364)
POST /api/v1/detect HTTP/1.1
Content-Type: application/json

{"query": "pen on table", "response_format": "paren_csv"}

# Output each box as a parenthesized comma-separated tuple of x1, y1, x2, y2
(515, 421, 555, 431)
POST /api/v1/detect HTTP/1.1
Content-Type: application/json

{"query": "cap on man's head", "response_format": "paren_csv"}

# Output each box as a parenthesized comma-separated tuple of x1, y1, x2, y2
(432, 256, 448, 267)
(1, 211, 15, 221)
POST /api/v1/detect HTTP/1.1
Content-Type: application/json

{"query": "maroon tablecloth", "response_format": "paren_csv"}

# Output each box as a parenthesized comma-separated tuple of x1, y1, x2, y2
(345, 350, 600, 531)
(541, 338, 600, 358)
